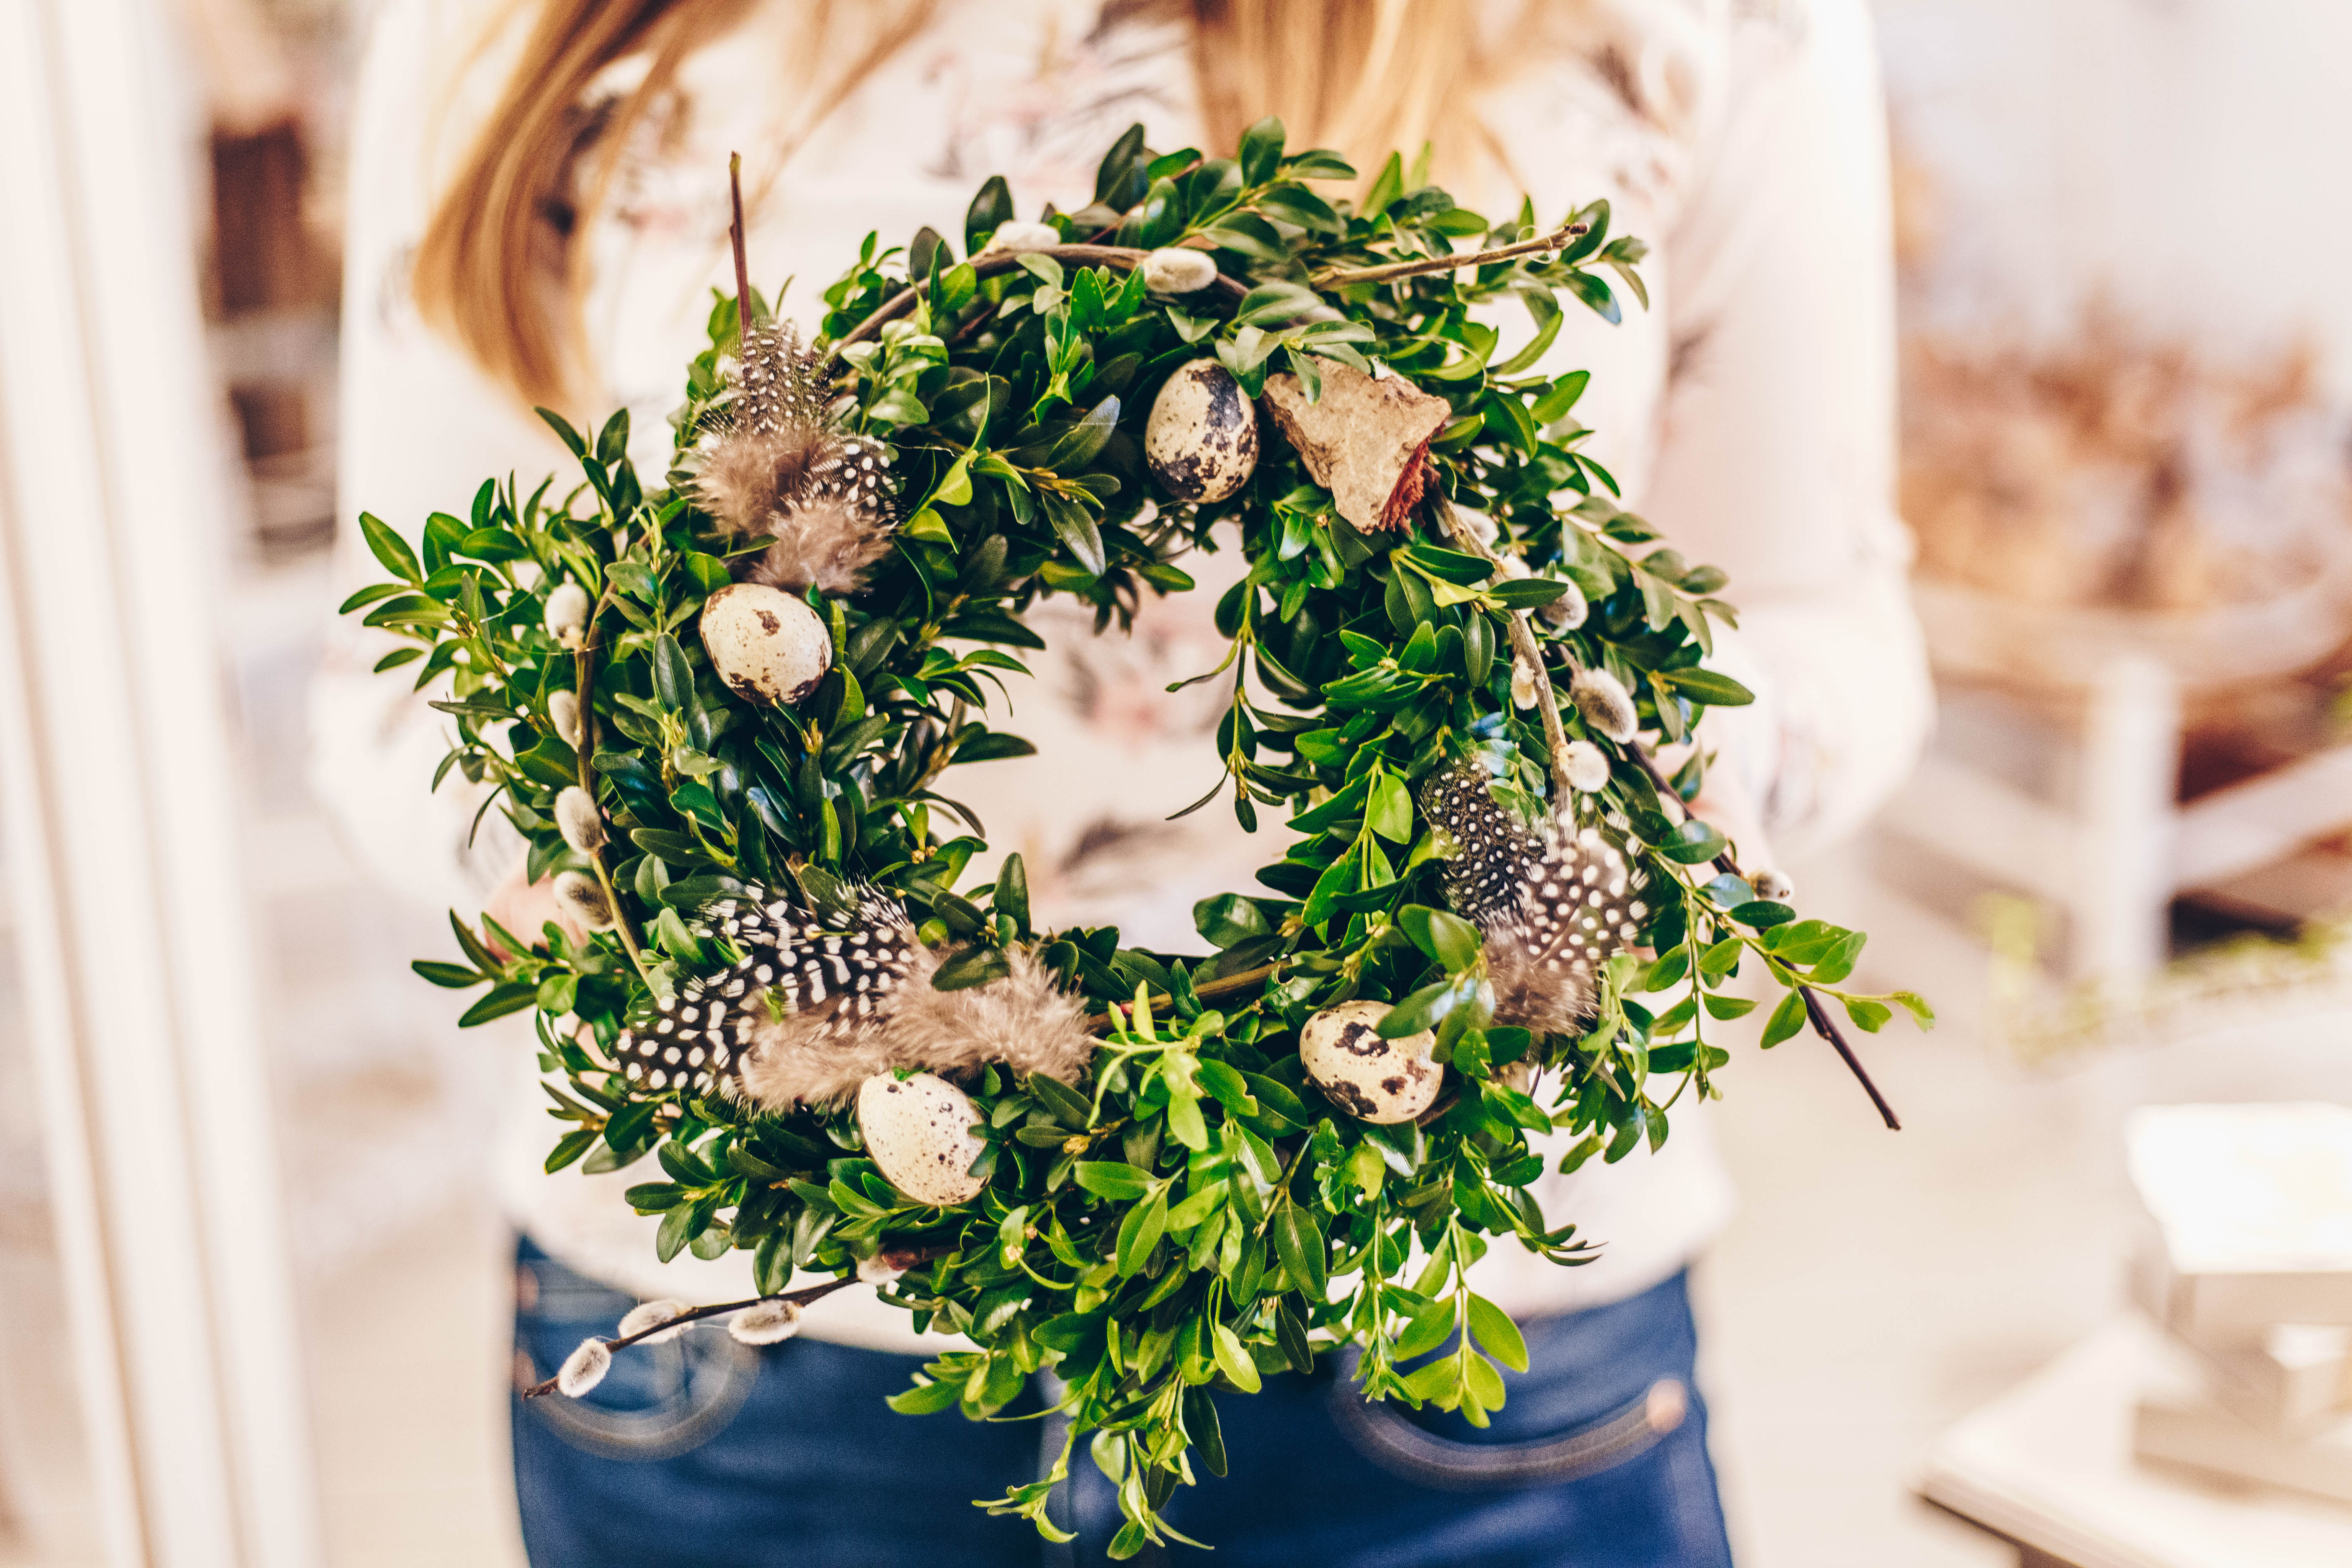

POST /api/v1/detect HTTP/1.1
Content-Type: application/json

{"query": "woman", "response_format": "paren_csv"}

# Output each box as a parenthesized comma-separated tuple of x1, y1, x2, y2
(317, 1, 1929, 1563)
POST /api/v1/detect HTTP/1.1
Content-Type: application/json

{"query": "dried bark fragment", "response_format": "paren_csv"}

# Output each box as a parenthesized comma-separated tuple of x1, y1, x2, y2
(1260, 356, 1453, 531)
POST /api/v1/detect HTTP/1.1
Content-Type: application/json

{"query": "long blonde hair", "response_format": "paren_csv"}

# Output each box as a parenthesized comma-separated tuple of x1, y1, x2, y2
(414, 0, 1606, 410)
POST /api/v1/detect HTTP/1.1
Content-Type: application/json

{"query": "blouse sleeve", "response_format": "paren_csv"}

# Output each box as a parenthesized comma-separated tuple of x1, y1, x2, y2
(1641, 0, 1932, 854)
(308, 0, 557, 912)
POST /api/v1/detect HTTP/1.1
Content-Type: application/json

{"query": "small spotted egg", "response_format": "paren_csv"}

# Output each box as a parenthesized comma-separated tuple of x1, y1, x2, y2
(1144, 360, 1259, 503)
(699, 582, 830, 707)
(856, 1072, 988, 1207)
(1299, 1000, 1441, 1124)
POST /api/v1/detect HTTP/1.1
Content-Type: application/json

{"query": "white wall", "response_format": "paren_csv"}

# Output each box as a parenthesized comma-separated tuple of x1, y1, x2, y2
(1879, 0, 2352, 399)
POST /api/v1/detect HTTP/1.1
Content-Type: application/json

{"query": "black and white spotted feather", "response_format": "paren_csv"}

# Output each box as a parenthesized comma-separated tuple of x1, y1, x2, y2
(694, 321, 897, 596)
(608, 879, 1093, 1111)
(609, 881, 920, 1102)
(1419, 761, 1544, 928)
(1483, 820, 1651, 1035)
(1420, 761, 1651, 1033)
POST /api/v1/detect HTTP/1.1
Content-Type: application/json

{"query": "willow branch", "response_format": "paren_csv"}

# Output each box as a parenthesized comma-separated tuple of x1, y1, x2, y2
(1626, 746, 1901, 1131)
(1439, 511, 1576, 800)
(574, 614, 650, 985)
(728, 152, 752, 350)
(520, 1241, 952, 1398)
(1311, 224, 1589, 289)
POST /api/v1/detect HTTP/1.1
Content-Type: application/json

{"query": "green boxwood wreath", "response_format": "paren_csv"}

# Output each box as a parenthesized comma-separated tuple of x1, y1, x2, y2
(348, 120, 1929, 1553)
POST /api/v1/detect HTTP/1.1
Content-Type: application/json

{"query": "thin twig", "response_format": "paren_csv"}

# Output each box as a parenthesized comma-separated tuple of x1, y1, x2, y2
(829, 246, 1248, 360)
(520, 1241, 952, 1398)
(1626, 747, 1901, 1131)
(1439, 509, 1576, 800)
(573, 622, 650, 985)
(1081, 961, 1282, 1034)
(728, 152, 752, 351)
(1801, 988, 1903, 1130)
(1311, 224, 1589, 289)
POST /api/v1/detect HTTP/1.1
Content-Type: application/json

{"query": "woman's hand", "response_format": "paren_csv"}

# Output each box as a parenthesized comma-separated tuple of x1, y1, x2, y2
(1650, 748, 1789, 900)
(1688, 763, 1791, 901)
(484, 860, 581, 961)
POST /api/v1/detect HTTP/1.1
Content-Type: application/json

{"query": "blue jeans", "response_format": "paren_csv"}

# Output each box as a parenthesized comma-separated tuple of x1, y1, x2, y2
(511, 1235, 1732, 1567)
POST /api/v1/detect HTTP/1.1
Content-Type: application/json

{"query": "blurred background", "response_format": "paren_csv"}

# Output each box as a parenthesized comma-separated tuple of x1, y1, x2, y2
(1, 0, 2349, 1564)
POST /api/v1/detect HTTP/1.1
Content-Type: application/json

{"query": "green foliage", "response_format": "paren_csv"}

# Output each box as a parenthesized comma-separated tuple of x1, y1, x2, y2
(346, 119, 1926, 1552)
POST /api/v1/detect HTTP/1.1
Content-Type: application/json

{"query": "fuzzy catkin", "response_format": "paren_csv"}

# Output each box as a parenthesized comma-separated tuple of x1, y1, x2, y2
(548, 689, 581, 747)
(556, 1338, 611, 1397)
(554, 787, 605, 853)
(1539, 577, 1589, 629)
(727, 1299, 803, 1345)
(984, 220, 1062, 253)
(1141, 247, 1218, 294)
(856, 1253, 905, 1284)
(552, 871, 614, 931)
(618, 1299, 689, 1345)
(1568, 667, 1639, 743)
(1560, 740, 1610, 793)
(543, 582, 589, 646)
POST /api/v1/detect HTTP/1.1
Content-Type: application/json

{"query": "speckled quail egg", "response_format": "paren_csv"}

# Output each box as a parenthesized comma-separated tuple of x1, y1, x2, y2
(1145, 360, 1259, 503)
(699, 582, 830, 707)
(1299, 1000, 1442, 1124)
(856, 1072, 988, 1207)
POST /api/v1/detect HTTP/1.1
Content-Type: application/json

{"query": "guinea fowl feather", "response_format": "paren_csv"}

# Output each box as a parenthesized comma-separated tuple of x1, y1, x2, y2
(609, 880, 1093, 1112)
(610, 881, 918, 1106)
(695, 320, 897, 595)
(1484, 820, 1651, 1034)
(1419, 761, 1649, 1032)
(1418, 761, 1542, 928)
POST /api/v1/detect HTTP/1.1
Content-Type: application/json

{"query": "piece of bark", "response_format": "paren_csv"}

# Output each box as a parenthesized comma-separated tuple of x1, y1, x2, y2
(1260, 356, 1452, 531)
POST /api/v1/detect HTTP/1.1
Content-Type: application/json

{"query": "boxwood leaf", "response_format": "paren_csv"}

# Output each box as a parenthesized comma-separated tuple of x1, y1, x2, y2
(1759, 989, 1808, 1048)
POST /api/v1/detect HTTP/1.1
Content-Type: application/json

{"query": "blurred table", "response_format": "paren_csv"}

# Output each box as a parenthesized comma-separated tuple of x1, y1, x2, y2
(1919, 1316, 2352, 1567)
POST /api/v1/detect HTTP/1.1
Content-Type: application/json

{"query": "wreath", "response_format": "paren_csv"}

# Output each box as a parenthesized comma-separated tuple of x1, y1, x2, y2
(346, 120, 1928, 1554)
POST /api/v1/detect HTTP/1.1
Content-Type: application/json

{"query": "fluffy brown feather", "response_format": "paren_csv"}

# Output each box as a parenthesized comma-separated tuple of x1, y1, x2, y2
(694, 423, 823, 539)
(687, 877, 1093, 1112)
(746, 493, 897, 595)
(734, 943, 1095, 1110)
(876, 946, 1096, 1089)
(735, 995, 905, 1111)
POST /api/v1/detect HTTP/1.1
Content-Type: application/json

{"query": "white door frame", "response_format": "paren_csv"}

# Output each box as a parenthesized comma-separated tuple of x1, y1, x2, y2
(0, 1, 320, 1564)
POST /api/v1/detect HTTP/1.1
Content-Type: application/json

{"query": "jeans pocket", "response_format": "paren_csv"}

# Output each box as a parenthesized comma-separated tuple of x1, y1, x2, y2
(1325, 1345, 1692, 1493)
(513, 1252, 763, 1462)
